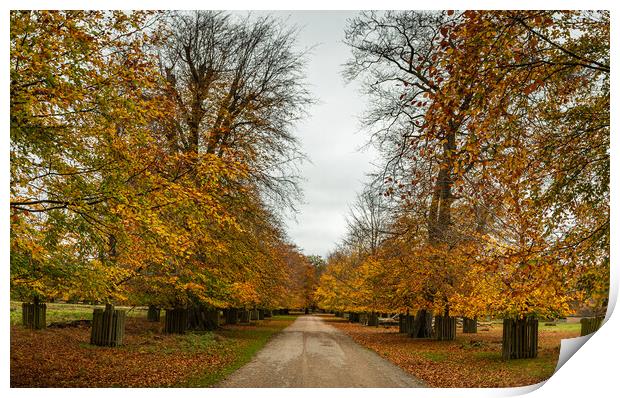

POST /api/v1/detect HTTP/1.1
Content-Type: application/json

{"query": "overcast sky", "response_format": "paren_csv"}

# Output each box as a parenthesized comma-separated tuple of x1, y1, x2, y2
(252, 11, 377, 258)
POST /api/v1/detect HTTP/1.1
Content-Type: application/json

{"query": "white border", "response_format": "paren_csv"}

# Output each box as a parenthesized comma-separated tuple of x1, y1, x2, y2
(3, 2, 617, 397)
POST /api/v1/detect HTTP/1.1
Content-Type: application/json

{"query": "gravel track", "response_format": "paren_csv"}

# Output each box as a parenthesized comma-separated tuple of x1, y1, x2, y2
(217, 314, 425, 388)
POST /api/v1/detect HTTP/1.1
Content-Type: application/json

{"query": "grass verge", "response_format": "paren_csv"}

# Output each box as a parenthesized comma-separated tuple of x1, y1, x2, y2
(10, 302, 296, 387)
(181, 317, 295, 387)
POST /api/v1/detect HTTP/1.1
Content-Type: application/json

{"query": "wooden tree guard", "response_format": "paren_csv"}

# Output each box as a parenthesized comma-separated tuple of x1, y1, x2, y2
(434, 314, 457, 340)
(164, 308, 188, 334)
(22, 300, 47, 330)
(410, 309, 433, 338)
(404, 314, 415, 335)
(366, 312, 379, 327)
(147, 305, 161, 322)
(224, 308, 239, 324)
(580, 316, 604, 336)
(502, 317, 538, 359)
(187, 305, 220, 331)
(239, 309, 250, 323)
(398, 314, 406, 333)
(250, 309, 260, 321)
(90, 304, 126, 346)
(349, 312, 360, 323)
(463, 317, 478, 333)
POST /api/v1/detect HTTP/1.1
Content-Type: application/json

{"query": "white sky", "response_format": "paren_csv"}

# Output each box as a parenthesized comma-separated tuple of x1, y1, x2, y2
(260, 11, 378, 258)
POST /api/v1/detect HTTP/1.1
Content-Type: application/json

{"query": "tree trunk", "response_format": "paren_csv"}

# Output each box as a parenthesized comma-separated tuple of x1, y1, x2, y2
(410, 309, 433, 338)
(502, 317, 538, 359)
(22, 298, 46, 330)
(91, 304, 126, 346)
(164, 307, 188, 334)
(434, 313, 456, 340)
(258, 309, 265, 320)
(463, 317, 477, 333)
(264, 309, 272, 318)
(580, 317, 604, 336)
(147, 305, 161, 322)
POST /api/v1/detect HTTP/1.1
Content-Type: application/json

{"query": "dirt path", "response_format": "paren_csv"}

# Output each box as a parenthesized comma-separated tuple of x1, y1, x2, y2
(216, 314, 425, 388)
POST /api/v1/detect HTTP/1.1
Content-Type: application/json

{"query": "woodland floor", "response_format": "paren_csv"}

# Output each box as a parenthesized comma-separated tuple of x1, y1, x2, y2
(326, 316, 581, 388)
(10, 308, 296, 388)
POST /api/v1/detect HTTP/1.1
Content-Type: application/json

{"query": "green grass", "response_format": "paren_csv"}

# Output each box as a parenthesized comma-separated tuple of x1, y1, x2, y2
(488, 319, 581, 333)
(473, 350, 557, 379)
(10, 301, 148, 325)
(421, 351, 449, 362)
(181, 316, 296, 387)
(267, 315, 298, 321)
(175, 331, 222, 354)
(538, 322, 581, 333)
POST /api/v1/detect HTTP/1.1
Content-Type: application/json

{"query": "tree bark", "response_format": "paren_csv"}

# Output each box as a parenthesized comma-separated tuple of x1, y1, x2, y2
(147, 305, 161, 322)
(410, 309, 433, 338)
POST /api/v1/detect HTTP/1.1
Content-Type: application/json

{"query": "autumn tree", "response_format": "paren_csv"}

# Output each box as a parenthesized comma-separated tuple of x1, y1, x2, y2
(433, 11, 609, 354)
(10, 10, 176, 304)
(11, 11, 314, 335)
(131, 11, 314, 326)
(322, 10, 609, 350)
(160, 11, 311, 208)
(344, 10, 470, 337)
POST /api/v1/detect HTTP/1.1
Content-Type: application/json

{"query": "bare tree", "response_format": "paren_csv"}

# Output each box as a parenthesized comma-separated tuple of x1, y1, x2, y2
(160, 11, 313, 210)
(343, 185, 392, 256)
(344, 11, 466, 245)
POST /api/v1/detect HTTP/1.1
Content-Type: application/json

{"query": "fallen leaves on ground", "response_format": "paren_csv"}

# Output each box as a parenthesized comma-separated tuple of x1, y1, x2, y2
(10, 317, 291, 387)
(327, 318, 579, 388)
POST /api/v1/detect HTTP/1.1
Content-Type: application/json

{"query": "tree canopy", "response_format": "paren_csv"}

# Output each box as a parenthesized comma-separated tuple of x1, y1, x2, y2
(317, 10, 609, 320)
